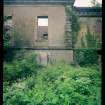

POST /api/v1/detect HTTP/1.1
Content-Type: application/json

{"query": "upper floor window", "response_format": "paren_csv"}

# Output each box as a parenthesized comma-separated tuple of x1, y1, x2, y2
(4, 15, 13, 33)
(4, 16, 12, 28)
(37, 16, 48, 41)
(38, 16, 48, 26)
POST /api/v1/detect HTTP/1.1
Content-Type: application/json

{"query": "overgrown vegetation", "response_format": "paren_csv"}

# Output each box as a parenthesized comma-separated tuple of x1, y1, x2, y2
(3, 51, 39, 82)
(74, 25, 101, 66)
(80, 27, 101, 49)
(64, 6, 101, 67)
(3, 11, 101, 105)
(65, 6, 80, 48)
(3, 16, 12, 50)
(3, 62, 101, 105)
(74, 49, 99, 67)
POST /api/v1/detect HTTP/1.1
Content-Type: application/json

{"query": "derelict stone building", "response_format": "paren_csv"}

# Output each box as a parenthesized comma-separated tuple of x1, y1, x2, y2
(4, 0, 102, 65)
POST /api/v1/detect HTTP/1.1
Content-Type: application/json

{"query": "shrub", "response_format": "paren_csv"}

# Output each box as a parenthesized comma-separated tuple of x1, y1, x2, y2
(3, 63, 101, 105)
(3, 31, 11, 50)
(74, 49, 99, 66)
(74, 25, 101, 67)
(3, 51, 38, 81)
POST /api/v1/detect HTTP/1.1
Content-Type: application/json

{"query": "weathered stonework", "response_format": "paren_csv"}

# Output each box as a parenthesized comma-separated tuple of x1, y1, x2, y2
(35, 50, 73, 65)
(74, 7, 102, 48)
(4, 0, 74, 64)
(4, 1, 102, 64)
(4, 5, 67, 48)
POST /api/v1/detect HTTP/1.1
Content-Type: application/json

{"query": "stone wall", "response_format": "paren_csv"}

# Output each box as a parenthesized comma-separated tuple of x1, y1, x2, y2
(75, 17, 102, 48)
(4, 5, 74, 64)
(4, 5, 66, 48)
(35, 50, 73, 66)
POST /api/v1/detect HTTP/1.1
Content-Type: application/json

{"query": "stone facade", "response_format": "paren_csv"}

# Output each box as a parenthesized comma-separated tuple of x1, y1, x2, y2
(35, 50, 73, 66)
(74, 7, 102, 48)
(4, 1, 102, 64)
(4, 0, 74, 64)
(4, 5, 67, 48)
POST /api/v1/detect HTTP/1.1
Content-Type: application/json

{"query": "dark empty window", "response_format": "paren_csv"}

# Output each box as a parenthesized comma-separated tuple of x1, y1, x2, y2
(4, 15, 13, 35)
(4, 16, 13, 29)
(4, 15, 13, 46)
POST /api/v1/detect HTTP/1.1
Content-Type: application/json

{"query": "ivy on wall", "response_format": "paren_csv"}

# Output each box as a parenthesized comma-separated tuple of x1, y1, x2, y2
(65, 7, 101, 66)
(3, 16, 12, 50)
(81, 26, 101, 49)
(65, 6, 80, 48)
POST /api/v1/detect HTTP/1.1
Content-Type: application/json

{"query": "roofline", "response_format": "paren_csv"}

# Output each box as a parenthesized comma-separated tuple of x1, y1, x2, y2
(4, 0, 75, 5)
(78, 15, 102, 17)
(73, 6, 102, 10)
(73, 6, 102, 8)
(73, 6, 102, 17)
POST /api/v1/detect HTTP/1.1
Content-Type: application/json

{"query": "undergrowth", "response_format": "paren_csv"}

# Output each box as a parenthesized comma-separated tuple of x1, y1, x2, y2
(3, 62, 101, 105)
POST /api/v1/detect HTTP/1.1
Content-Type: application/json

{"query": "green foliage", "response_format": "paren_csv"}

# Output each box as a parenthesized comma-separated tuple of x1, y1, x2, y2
(4, 16, 12, 21)
(3, 32, 11, 50)
(81, 27, 101, 49)
(3, 27, 11, 50)
(74, 49, 99, 66)
(3, 63, 101, 105)
(3, 51, 38, 81)
(65, 6, 80, 48)
(77, 27, 101, 66)
(4, 49, 18, 62)
(3, 16, 13, 50)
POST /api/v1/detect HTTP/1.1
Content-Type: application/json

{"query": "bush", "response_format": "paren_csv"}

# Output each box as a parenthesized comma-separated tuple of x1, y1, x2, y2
(3, 32, 11, 50)
(74, 49, 99, 66)
(75, 26, 101, 67)
(3, 51, 39, 81)
(4, 49, 17, 62)
(3, 63, 101, 105)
